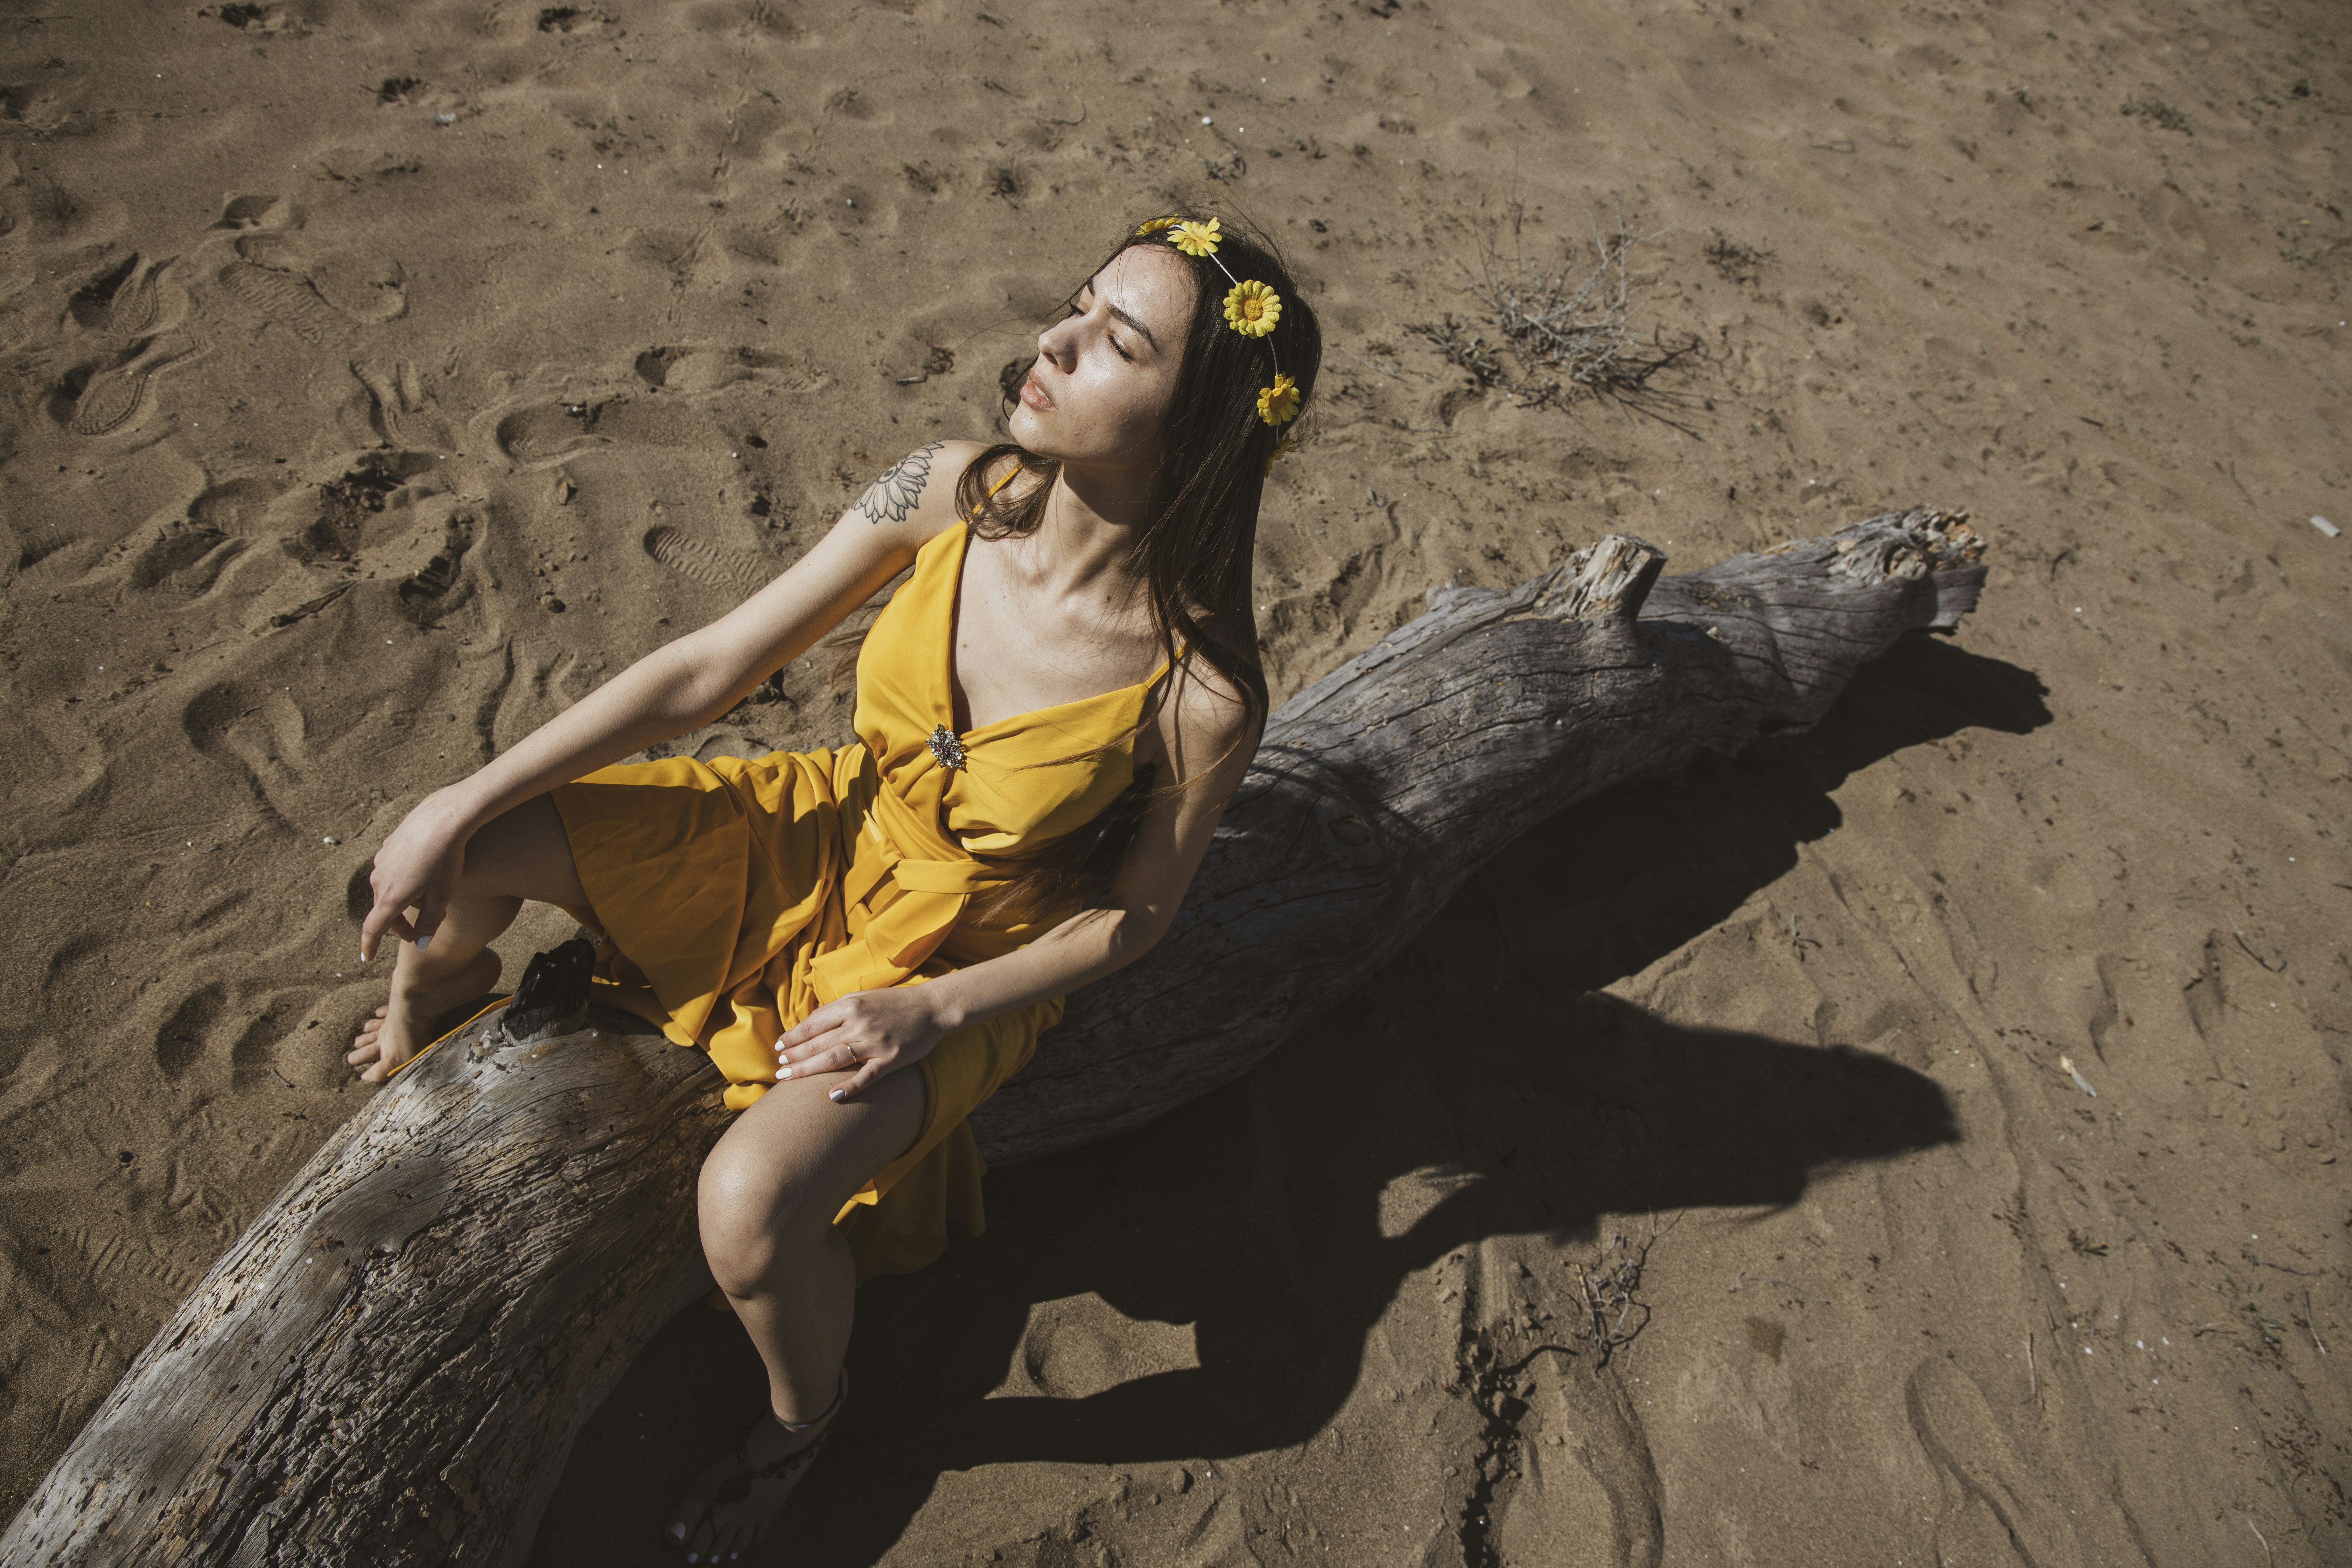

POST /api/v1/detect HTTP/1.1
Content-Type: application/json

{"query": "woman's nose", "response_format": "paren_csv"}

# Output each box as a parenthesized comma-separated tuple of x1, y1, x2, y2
(1037, 316, 1079, 366)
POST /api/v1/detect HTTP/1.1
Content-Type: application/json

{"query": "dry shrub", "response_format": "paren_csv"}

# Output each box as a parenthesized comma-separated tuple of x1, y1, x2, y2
(1409, 203, 1700, 411)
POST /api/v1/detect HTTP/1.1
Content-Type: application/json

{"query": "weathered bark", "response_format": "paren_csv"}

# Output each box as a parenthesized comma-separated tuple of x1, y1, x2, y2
(0, 508, 1983, 1566)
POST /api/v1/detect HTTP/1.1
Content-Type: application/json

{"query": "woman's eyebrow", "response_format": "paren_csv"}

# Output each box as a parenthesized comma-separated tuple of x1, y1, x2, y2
(1103, 299, 1160, 351)
(1078, 279, 1161, 352)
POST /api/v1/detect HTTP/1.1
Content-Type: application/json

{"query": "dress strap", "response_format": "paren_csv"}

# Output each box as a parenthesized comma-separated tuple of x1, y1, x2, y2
(971, 458, 1024, 515)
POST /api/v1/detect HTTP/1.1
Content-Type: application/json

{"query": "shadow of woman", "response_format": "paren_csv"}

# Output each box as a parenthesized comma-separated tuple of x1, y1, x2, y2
(531, 634, 2048, 1565)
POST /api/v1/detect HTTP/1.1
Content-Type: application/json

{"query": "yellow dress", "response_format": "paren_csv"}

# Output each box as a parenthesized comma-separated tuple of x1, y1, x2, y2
(547, 517, 1166, 1280)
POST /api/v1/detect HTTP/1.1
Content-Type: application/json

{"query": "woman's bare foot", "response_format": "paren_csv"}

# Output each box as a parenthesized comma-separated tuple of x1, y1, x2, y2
(668, 1382, 843, 1562)
(346, 947, 500, 1081)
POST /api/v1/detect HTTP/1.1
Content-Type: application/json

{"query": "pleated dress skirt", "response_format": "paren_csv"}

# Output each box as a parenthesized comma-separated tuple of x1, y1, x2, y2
(548, 746, 1063, 1282)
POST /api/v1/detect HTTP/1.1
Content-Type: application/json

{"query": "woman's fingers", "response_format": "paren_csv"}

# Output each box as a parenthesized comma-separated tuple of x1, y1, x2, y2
(776, 1003, 847, 1052)
(776, 1042, 862, 1081)
(358, 901, 417, 963)
(411, 893, 449, 954)
(775, 1010, 844, 1063)
(831, 1060, 884, 1101)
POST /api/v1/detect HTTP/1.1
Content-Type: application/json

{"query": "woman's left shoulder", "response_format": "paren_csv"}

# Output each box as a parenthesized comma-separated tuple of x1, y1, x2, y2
(1153, 647, 1263, 779)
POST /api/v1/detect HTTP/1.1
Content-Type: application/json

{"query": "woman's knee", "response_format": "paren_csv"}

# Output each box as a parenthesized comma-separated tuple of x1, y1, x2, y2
(697, 1136, 834, 1294)
(464, 794, 589, 909)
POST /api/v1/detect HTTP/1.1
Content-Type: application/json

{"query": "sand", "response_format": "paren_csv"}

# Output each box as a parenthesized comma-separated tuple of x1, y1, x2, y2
(4, 0, 2350, 1561)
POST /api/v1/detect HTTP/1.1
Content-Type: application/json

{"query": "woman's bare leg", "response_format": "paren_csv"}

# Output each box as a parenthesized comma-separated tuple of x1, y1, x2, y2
(670, 1065, 927, 1560)
(347, 794, 590, 1081)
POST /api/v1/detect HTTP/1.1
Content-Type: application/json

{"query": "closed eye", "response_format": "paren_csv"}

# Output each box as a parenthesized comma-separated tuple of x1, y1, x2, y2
(1072, 299, 1134, 364)
(1071, 294, 1134, 362)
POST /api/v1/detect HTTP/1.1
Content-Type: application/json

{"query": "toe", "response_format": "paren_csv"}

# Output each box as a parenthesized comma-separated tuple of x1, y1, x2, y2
(670, 1482, 715, 1548)
(685, 1512, 721, 1560)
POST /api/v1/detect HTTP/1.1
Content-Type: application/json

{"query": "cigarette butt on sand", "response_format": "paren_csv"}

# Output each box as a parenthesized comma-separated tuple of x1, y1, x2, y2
(2314, 516, 2341, 539)
(2059, 1055, 2098, 1097)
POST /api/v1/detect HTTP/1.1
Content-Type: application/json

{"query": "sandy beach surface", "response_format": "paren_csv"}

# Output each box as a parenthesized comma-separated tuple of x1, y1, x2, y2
(5, 0, 2351, 1562)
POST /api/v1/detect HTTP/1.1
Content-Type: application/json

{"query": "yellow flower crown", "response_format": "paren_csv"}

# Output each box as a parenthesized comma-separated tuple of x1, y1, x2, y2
(1136, 215, 1302, 470)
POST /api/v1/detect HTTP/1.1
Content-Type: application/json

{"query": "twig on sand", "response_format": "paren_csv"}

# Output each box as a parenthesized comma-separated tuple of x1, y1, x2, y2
(2305, 1289, 2328, 1356)
(266, 582, 352, 630)
(1334, 343, 1399, 383)
(1570, 1213, 1680, 1370)
(2242, 1246, 2324, 1278)
(1497, 1343, 1580, 1377)
(2026, 1332, 2038, 1407)
(2228, 913, 2286, 973)
(2248, 1515, 2273, 1565)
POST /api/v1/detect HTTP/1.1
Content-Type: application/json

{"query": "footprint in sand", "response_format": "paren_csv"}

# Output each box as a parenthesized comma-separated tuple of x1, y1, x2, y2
(234, 232, 406, 323)
(214, 192, 301, 231)
(350, 359, 456, 450)
(630, 343, 832, 397)
(494, 403, 607, 465)
(210, 195, 406, 346)
(493, 396, 716, 466)
(189, 474, 294, 535)
(644, 524, 771, 593)
(156, 981, 229, 1080)
(180, 682, 319, 823)
(57, 250, 202, 436)
(69, 251, 180, 339)
(1904, 1358, 2115, 1564)
(397, 510, 477, 614)
(217, 259, 357, 347)
(118, 469, 310, 593)
(65, 332, 207, 437)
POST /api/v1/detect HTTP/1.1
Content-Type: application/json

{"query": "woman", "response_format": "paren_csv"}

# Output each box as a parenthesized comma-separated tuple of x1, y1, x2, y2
(343, 211, 1318, 1558)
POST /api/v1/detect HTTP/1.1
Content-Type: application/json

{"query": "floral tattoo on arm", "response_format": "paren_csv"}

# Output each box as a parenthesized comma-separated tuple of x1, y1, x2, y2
(855, 441, 944, 525)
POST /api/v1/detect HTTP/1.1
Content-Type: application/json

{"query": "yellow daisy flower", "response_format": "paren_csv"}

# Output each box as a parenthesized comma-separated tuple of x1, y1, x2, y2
(1256, 373, 1301, 426)
(1224, 279, 1282, 337)
(1134, 216, 1182, 236)
(1170, 217, 1222, 257)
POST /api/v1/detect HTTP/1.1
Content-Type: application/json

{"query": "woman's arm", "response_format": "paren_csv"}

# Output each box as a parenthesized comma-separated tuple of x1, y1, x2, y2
(777, 657, 1263, 1099)
(357, 441, 984, 961)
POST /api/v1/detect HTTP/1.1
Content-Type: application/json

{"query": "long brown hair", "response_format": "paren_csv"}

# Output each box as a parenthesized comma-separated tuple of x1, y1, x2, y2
(856, 208, 1320, 923)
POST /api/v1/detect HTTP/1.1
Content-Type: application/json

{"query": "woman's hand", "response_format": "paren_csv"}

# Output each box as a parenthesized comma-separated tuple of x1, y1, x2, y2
(776, 983, 957, 1102)
(358, 789, 480, 963)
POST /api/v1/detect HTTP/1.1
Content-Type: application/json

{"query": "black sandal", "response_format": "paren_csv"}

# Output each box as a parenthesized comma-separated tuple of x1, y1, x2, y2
(675, 1369, 847, 1561)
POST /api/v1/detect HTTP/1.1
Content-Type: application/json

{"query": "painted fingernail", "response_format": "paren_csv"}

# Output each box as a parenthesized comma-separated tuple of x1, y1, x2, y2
(668, 1525, 685, 1543)
(415, 933, 430, 953)
(828, 1088, 846, 1102)
(778, 1066, 792, 1079)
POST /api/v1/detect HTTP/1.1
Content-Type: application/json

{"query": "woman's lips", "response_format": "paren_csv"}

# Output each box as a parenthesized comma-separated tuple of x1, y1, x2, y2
(1018, 372, 1055, 412)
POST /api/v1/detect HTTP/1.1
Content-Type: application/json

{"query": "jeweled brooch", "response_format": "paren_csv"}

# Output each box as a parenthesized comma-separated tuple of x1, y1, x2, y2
(926, 723, 967, 771)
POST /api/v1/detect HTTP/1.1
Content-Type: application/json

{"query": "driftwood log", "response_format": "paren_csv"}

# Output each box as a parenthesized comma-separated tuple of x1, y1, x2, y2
(1, 508, 1985, 1566)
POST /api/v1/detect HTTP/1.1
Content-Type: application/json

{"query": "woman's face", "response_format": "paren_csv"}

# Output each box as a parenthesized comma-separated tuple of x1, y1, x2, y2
(1009, 242, 1194, 470)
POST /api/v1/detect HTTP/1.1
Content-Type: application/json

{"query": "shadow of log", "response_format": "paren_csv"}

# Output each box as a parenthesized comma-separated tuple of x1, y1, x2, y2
(531, 636, 2047, 1566)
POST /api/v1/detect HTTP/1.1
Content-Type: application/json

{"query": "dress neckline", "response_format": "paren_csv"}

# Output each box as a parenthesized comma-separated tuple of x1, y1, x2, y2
(940, 520, 1173, 743)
